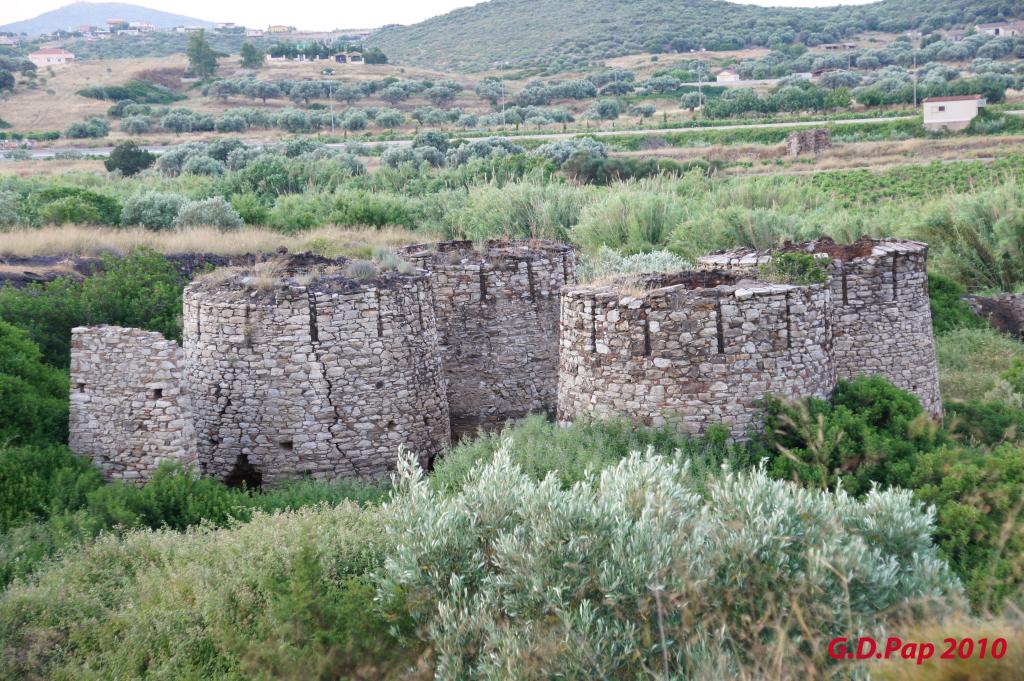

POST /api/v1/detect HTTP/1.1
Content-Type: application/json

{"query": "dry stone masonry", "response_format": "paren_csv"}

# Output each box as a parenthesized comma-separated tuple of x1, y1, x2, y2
(402, 240, 576, 439)
(182, 259, 450, 485)
(557, 271, 835, 437)
(698, 238, 942, 417)
(69, 326, 198, 482)
(787, 128, 832, 156)
(68, 238, 944, 484)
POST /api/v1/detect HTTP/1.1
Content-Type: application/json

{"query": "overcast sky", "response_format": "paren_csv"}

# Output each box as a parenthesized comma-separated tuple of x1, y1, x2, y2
(1, 0, 882, 31)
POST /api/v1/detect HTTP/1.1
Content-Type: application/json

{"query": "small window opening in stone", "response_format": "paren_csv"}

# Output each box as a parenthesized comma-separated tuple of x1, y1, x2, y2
(76, 382, 86, 393)
(149, 388, 163, 399)
(280, 440, 294, 451)
(375, 380, 385, 389)
(386, 420, 396, 430)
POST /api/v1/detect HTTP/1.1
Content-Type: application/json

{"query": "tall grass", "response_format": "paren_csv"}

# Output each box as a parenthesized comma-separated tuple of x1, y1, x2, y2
(0, 225, 439, 257)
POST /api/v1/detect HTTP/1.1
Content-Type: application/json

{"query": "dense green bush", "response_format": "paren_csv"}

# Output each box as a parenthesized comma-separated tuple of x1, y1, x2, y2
(64, 116, 110, 139)
(104, 140, 156, 176)
(432, 415, 746, 493)
(77, 80, 182, 104)
(763, 376, 1024, 611)
(383, 447, 959, 678)
(929, 273, 988, 335)
(764, 376, 941, 495)
(120, 191, 186, 230)
(760, 251, 828, 284)
(0, 446, 101, 532)
(0, 191, 20, 227)
(0, 503, 413, 680)
(29, 187, 121, 226)
(173, 197, 244, 229)
(0, 322, 69, 446)
(0, 248, 187, 367)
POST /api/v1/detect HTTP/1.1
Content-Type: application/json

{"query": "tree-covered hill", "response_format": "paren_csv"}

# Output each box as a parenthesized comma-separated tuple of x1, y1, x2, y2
(367, 0, 1022, 72)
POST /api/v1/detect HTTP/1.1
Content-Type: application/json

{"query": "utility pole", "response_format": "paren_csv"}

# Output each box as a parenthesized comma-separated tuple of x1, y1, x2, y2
(328, 78, 335, 135)
(500, 79, 506, 132)
(912, 52, 918, 108)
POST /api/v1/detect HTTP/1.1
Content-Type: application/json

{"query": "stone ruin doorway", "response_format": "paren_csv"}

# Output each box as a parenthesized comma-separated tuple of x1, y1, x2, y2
(224, 453, 263, 489)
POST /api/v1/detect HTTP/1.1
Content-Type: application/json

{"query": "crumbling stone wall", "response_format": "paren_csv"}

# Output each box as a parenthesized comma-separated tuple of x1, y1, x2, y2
(182, 263, 450, 484)
(964, 293, 1024, 338)
(402, 240, 576, 439)
(699, 238, 942, 417)
(69, 326, 198, 483)
(787, 128, 832, 156)
(557, 271, 835, 437)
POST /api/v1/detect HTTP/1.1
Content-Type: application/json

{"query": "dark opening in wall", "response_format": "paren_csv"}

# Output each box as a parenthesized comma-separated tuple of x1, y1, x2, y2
(224, 454, 263, 489)
(149, 388, 163, 399)
(279, 440, 293, 451)
(76, 383, 86, 393)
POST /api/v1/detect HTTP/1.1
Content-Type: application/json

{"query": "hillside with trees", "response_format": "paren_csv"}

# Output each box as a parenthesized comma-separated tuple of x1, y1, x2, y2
(368, 0, 1023, 72)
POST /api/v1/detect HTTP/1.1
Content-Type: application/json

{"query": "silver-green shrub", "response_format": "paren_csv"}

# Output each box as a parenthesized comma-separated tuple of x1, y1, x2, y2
(381, 446, 961, 679)
(173, 197, 244, 229)
(181, 154, 225, 177)
(578, 244, 691, 282)
(120, 191, 186, 230)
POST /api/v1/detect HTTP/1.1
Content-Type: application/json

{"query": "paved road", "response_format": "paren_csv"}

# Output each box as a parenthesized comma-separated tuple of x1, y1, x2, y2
(5, 115, 918, 160)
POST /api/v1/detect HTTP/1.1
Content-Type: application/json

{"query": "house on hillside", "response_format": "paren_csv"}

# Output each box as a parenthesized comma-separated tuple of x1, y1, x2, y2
(246, 29, 265, 37)
(28, 48, 75, 67)
(822, 42, 857, 51)
(268, 25, 292, 34)
(716, 68, 740, 83)
(334, 51, 363, 64)
(129, 22, 157, 33)
(922, 94, 985, 131)
(976, 20, 1024, 37)
(0, 36, 17, 46)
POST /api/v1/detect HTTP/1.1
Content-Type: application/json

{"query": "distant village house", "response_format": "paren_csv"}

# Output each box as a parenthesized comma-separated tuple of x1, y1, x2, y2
(716, 68, 740, 83)
(976, 21, 1024, 37)
(28, 48, 75, 67)
(245, 29, 265, 37)
(333, 51, 364, 64)
(268, 25, 292, 34)
(821, 42, 857, 51)
(922, 94, 986, 131)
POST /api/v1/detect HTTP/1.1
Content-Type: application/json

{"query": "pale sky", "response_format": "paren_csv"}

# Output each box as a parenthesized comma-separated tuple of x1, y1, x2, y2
(1, 0, 882, 31)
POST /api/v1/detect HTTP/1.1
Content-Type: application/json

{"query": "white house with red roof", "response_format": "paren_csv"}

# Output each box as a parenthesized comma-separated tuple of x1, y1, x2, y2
(28, 48, 75, 67)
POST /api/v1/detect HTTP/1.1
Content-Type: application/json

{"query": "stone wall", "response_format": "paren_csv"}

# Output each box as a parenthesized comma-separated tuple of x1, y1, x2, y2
(69, 326, 197, 483)
(787, 128, 832, 156)
(182, 261, 450, 485)
(402, 240, 576, 439)
(557, 271, 835, 437)
(964, 293, 1024, 338)
(699, 238, 942, 417)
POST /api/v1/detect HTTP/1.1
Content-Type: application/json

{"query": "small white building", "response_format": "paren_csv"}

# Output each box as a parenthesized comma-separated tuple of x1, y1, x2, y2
(28, 48, 75, 67)
(922, 94, 986, 131)
(716, 68, 740, 83)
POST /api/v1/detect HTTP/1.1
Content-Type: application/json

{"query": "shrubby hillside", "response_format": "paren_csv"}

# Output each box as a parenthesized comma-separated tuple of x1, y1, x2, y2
(369, 0, 1021, 72)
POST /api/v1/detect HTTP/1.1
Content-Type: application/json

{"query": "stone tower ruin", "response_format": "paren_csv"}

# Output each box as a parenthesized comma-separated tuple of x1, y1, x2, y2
(69, 326, 198, 482)
(181, 257, 450, 485)
(402, 240, 576, 439)
(698, 238, 941, 416)
(557, 271, 835, 436)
